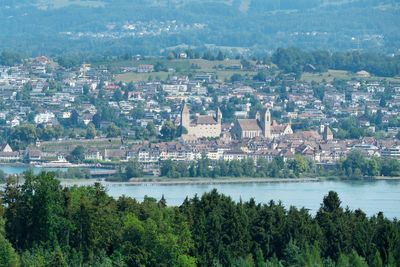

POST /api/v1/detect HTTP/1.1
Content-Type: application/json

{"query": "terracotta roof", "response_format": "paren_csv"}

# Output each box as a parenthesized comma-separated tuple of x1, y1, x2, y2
(225, 149, 246, 155)
(0, 152, 19, 157)
(271, 120, 279, 127)
(271, 125, 286, 134)
(288, 130, 321, 140)
(196, 115, 217, 125)
(237, 119, 261, 131)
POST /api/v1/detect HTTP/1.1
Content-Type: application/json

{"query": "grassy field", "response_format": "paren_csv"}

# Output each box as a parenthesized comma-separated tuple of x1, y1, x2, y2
(116, 72, 170, 83)
(302, 69, 400, 83)
(109, 58, 241, 70)
(216, 70, 256, 81)
(34, 138, 123, 153)
(102, 58, 191, 69)
(301, 70, 353, 82)
(184, 59, 242, 71)
(114, 58, 250, 82)
(114, 60, 400, 84)
(37, 0, 105, 9)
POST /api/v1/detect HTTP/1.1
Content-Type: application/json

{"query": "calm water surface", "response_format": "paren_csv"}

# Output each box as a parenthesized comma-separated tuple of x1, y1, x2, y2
(0, 165, 106, 175)
(3, 165, 399, 218)
(102, 180, 400, 219)
(0, 165, 68, 175)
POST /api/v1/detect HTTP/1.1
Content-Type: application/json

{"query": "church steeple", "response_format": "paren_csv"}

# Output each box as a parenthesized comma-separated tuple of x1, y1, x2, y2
(323, 125, 333, 141)
(181, 103, 190, 130)
(216, 107, 222, 123)
(262, 108, 271, 139)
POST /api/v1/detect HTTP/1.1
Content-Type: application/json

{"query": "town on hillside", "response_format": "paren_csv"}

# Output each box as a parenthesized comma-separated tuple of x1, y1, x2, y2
(0, 52, 400, 179)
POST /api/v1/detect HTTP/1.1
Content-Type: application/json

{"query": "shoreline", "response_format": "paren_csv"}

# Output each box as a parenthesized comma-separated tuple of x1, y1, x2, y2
(373, 176, 400, 180)
(109, 177, 321, 186)
(61, 176, 400, 186)
(7, 176, 400, 187)
(59, 177, 321, 186)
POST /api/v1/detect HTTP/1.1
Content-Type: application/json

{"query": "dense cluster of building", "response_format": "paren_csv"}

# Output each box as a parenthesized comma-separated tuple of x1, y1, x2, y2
(60, 20, 206, 41)
(0, 56, 400, 175)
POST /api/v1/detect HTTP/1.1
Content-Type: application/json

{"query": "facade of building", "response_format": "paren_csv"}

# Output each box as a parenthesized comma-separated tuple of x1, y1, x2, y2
(381, 146, 400, 159)
(181, 104, 222, 139)
(34, 112, 55, 124)
(231, 109, 292, 139)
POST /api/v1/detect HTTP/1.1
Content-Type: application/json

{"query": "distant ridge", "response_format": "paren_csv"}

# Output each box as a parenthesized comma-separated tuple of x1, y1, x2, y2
(0, 0, 398, 56)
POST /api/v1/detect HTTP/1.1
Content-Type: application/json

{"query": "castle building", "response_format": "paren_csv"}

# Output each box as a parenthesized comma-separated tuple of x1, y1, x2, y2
(181, 104, 222, 139)
(231, 109, 293, 139)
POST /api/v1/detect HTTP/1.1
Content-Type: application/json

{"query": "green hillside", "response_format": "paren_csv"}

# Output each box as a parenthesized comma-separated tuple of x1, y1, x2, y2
(0, 0, 398, 56)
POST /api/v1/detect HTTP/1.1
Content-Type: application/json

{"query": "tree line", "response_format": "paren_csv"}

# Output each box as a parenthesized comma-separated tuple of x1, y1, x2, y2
(0, 172, 399, 266)
(160, 156, 311, 179)
(158, 151, 400, 180)
(272, 48, 400, 77)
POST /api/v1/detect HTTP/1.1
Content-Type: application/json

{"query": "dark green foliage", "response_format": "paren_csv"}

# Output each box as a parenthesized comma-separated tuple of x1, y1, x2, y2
(1, 172, 399, 266)
(160, 120, 177, 141)
(36, 125, 64, 141)
(336, 151, 397, 178)
(0, 231, 19, 267)
(159, 152, 399, 179)
(272, 48, 400, 77)
(381, 159, 400, 177)
(0, 51, 22, 66)
(146, 122, 158, 138)
(3, 172, 66, 250)
(230, 73, 243, 83)
(124, 160, 143, 180)
(85, 123, 97, 139)
(333, 117, 370, 140)
(0, 170, 7, 183)
(7, 124, 37, 150)
(106, 123, 121, 138)
(253, 71, 267, 82)
(0, 1, 399, 57)
(67, 145, 85, 163)
(160, 156, 312, 179)
(6, 124, 65, 149)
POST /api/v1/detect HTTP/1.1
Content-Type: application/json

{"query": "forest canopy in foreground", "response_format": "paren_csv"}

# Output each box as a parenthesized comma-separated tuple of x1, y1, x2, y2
(0, 172, 399, 267)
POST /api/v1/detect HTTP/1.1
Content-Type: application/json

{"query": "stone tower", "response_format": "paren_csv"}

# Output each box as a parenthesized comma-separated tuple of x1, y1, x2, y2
(323, 125, 333, 141)
(181, 103, 191, 130)
(262, 108, 271, 138)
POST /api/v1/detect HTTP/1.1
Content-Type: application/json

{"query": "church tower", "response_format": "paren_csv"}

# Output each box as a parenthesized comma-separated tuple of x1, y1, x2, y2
(216, 107, 222, 123)
(181, 103, 191, 131)
(262, 108, 271, 138)
(323, 125, 333, 141)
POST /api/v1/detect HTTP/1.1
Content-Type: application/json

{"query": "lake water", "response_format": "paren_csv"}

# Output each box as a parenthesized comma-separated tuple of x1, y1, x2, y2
(0, 165, 109, 175)
(0, 165, 68, 175)
(99, 180, 400, 219)
(2, 165, 400, 219)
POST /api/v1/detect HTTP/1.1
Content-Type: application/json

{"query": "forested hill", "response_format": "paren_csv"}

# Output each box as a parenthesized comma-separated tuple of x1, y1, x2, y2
(0, 0, 399, 56)
(0, 172, 399, 266)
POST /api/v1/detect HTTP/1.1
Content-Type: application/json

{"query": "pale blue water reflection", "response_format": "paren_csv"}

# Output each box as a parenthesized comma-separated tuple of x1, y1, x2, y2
(104, 180, 400, 219)
(0, 165, 68, 175)
(3, 164, 399, 219)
